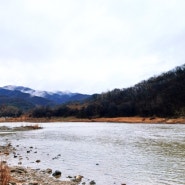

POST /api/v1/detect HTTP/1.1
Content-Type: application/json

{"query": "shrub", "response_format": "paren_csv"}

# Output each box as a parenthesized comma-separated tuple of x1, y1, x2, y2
(0, 161, 10, 185)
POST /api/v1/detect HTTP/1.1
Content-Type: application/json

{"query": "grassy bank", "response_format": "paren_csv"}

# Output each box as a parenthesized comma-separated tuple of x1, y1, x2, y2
(0, 116, 185, 124)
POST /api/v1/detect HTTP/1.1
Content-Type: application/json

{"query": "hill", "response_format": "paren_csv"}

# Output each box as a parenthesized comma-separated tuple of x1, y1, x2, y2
(1, 64, 184, 119)
(30, 64, 185, 118)
(81, 64, 185, 118)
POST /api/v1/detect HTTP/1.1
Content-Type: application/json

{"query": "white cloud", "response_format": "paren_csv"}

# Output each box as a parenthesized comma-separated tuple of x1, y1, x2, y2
(0, 0, 185, 94)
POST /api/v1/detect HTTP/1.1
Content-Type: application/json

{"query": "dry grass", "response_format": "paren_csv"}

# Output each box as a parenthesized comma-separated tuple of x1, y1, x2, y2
(28, 123, 41, 129)
(0, 161, 10, 185)
(20, 124, 42, 130)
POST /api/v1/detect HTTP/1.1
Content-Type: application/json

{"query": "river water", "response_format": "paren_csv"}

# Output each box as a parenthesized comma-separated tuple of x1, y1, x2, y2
(0, 122, 185, 185)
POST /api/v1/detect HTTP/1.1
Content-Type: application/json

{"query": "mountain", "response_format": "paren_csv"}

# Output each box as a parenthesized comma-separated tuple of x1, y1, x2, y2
(80, 64, 185, 118)
(30, 64, 185, 118)
(0, 86, 91, 114)
(3, 85, 90, 104)
(1, 64, 185, 118)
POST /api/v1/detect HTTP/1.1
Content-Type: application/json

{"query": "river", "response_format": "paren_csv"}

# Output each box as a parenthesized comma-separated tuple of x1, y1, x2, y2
(0, 122, 185, 185)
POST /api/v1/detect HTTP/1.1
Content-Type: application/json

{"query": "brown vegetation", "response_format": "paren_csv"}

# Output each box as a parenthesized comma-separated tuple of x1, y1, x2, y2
(1, 116, 185, 124)
(23, 124, 42, 130)
(0, 161, 10, 185)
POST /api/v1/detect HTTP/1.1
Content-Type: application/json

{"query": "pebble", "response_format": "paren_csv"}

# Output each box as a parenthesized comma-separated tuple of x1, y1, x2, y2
(89, 180, 96, 184)
(75, 175, 84, 182)
(52, 170, 62, 178)
(45, 168, 52, 174)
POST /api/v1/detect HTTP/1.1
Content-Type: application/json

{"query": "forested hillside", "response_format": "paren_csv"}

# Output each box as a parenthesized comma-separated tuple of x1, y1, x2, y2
(84, 64, 185, 118)
(30, 64, 185, 118)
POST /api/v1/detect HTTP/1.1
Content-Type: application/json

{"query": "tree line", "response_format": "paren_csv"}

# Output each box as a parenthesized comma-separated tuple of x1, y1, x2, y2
(1, 64, 184, 118)
(29, 64, 185, 118)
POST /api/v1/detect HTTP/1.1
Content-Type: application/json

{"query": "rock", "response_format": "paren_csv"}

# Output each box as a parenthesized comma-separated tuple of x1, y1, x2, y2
(45, 168, 52, 174)
(52, 170, 62, 178)
(11, 167, 27, 174)
(4, 152, 9, 155)
(75, 175, 84, 182)
(8, 143, 12, 147)
(28, 182, 39, 185)
(89, 180, 96, 184)
(8, 182, 16, 185)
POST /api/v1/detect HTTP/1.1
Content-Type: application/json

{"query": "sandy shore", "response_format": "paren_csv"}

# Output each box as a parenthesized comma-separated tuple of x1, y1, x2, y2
(1, 116, 185, 124)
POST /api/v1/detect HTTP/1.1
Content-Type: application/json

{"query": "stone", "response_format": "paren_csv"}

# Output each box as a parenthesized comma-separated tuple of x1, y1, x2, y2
(28, 183, 39, 185)
(11, 168, 26, 174)
(45, 168, 52, 174)
(75, 175, 84, 182)
(52, 170, 62, 178)
(8, 143, 12, 147)
(89, 180, 96, 184)
(4, 152, 9, 155)
(8, 182, 16, 185)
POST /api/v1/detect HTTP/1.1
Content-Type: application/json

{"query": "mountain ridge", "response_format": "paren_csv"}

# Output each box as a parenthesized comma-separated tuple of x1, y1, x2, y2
(0, 64, 184, 118)
(0, 86, 91, 115)
(30, 63, 185, 118)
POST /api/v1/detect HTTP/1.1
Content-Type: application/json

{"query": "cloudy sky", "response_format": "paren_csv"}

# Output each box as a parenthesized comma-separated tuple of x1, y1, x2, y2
(0, 0, 185, 94)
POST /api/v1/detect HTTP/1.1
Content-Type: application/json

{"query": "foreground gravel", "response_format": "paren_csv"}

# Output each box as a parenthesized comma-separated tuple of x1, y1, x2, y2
(9, 166, 78, 185)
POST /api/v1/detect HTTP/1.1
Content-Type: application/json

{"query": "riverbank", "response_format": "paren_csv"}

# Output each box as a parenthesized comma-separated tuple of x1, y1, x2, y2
(0, 141, 88, 185)
(0, 126, 81, 185)
(0, 116, 185, 124)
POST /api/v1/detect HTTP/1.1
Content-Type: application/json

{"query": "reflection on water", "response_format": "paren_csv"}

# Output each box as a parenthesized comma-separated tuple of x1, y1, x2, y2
(0, 122, 185, 185)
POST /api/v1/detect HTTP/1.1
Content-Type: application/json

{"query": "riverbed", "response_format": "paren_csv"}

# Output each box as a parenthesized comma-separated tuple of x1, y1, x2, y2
(0, 122, 185, 185)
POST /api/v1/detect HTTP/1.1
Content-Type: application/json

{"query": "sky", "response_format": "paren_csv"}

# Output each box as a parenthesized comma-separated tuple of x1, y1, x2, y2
(0, 0, 185, 94)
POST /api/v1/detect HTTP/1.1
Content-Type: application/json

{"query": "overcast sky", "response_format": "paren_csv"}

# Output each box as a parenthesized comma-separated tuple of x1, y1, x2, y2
(0, 0, 185, 94)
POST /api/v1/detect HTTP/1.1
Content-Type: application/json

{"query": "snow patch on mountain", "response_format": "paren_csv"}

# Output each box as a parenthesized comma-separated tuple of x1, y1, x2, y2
(1, 85, 90, 105)
(3, 85, 18, 91)
(3, 85, 74, 98)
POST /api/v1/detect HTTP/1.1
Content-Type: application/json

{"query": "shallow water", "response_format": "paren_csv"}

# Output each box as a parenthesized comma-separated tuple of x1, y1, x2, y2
(0, 122, 185, 185)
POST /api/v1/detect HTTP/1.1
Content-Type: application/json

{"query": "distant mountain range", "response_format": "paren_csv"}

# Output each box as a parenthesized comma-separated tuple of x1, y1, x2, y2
(29, 63, 185, 119)
(0, 85, 91, 111)
(1, 64, 185, 118)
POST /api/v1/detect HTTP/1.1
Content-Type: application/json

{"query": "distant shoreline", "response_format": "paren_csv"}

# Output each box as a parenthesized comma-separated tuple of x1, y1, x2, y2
(0, 116, 185, 124)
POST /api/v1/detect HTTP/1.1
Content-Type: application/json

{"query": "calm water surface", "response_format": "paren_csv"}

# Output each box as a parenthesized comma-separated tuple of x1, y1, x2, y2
(0, 122, 185, 185)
